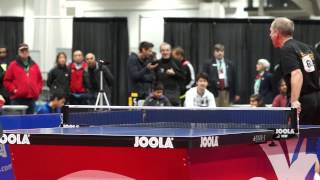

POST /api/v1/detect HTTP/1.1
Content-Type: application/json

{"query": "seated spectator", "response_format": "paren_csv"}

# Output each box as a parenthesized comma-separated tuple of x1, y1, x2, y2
(249, 94, 265, 107)
(184, 73, 216, 107)
(253, 59, 274, 104)
(143, 82, 171, 106)
(272, 78, 288, 107)
(37, 92, 66, 114)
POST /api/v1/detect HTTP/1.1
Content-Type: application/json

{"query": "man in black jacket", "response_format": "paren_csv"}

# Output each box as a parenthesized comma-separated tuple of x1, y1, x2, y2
(127, 41, 158, 104)
(202, 44, 240, 106)
(86, 53, 114, 105)
(155, 42, 185, 106)
(47, 52, 70, 98)
(0, 46, 10, 104)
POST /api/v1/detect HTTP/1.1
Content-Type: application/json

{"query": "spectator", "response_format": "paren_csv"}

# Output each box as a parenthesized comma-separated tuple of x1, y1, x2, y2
(155, 42, 185, 106)
(37, 91, 66, 114)
(47, 52, 70, 98)
(3, 43, 43, 114)
(184, 72, 216, 107)
(172, 46, 195, 95)
(86, 53, 114, 105)
(272, 78, 288, 107)
(249, 94, 265, 107)
(0, 46, 10, 104)
(253, 59, 274, 104)
(69, 50, 90, 105)
(202, 43, 239, 107)
(143, 82, 171, 106)
(127, 41, 158, 104)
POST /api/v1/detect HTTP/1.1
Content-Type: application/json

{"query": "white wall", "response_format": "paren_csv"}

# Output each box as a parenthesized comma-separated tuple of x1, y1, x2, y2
(0, 0, 248, 78)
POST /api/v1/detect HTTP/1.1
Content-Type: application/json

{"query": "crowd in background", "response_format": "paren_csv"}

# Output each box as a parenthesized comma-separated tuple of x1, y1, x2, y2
(127, 41, 287, 108)
(0, 40, 288, 114)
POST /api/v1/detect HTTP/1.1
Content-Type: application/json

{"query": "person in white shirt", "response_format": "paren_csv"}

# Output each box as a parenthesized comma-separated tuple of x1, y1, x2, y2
(184, 72, 216, 107)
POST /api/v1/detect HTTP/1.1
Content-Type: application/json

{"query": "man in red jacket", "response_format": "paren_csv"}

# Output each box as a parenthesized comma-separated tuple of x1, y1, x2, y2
(69, 50, 89, 105)
(4, 43, 43, 114)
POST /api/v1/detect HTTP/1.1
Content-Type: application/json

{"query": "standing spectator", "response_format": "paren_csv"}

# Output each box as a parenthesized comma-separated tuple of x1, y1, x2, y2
(37, 91, 66, 114)
(155, 42, 185, 106)
(86, 53, 114, 105)
(69, 50, 89, 105)
(172, 46, 195, 94)
(270, 17, 320, 124)
(4, 43, 43, 114)
(184, 73, 216, 108)
(127, 41, 158, 105)
(202, 44, 240, 107)
(0, 46, 10, 104)
(272, 78, 288, 107)
(47, 52, 70, 98)
(253, 59, 274, 104)
(143, 82, 171, 106)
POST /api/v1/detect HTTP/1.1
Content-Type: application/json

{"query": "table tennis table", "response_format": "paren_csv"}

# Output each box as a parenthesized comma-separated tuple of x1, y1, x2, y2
(2, 106, 320, 179)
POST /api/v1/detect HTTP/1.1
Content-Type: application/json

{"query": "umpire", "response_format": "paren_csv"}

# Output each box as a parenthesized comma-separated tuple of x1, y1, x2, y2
(270, 17, 320, 124)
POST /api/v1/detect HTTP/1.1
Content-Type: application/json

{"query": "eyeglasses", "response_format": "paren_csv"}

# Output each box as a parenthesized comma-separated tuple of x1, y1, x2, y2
(0, 51, 6, 54)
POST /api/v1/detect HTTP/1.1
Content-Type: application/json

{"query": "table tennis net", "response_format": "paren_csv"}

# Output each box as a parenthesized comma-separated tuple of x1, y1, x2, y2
(62, 106, 297, 129)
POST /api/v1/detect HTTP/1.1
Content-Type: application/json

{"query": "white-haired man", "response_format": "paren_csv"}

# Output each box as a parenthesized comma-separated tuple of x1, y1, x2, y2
(253, 59, 274, 104)
(270, 17, 320, 125)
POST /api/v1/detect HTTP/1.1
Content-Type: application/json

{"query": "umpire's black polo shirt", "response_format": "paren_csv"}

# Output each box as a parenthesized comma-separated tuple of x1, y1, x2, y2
(279, 39, 320, 98)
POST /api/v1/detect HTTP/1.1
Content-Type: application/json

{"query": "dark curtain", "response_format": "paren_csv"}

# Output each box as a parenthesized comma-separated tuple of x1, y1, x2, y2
(164, 18, 320, 103)
(0, 17, 24, 61)
(72, 17, 129, 105)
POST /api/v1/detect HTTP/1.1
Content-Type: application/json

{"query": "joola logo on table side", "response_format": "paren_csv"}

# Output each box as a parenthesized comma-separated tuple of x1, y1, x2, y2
(0, 134, 30, 145)
(275, 129, 295, 134)
(200, 136, 219, 148)
(134, 136, 174, 148)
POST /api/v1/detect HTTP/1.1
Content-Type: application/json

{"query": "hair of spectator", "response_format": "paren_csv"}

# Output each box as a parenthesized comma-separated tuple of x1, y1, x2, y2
(55, 52, 67, 64)
(271, 17, 294, 37)
(139, 41, 154, 53)
(73, 50, 83, 55)
(173, 46, 185, 58)
(196, 72, 209, 82)
(250, 94, 265, 107)
(257, 59, 270, 71)
(160, 42, 171, 51)
(278, 78, 286, 88)
(152, 82, 164, 91)
(213, 43, 224, 51)
(49, 91, 66, 101)
(86, 52, 96, 60)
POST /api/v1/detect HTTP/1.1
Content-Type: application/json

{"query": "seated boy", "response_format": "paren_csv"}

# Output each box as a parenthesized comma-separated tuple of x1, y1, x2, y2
(143, 83, 171, 106)
(37, 92, 66, 114)
(249, 94, 265, 107)
(184, 72, 216, 107)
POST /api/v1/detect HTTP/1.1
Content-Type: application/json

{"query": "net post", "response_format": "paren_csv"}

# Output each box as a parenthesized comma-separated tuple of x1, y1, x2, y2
(61, 105, 69, 126)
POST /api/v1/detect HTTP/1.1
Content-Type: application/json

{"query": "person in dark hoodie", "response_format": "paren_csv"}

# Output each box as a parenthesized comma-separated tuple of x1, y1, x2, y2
(155, 42, 185, 106)
(86, 52, 114, 105)
(0, 46, 10, 104)
(143, 82, 171, 106)
(127, 41, 158, 105)
(47, 52, 70, 99)
(4, 43, 43, 114)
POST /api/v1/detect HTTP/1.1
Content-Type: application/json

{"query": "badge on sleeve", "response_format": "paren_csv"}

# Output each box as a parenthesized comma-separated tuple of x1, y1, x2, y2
(302, 54, 315, 72)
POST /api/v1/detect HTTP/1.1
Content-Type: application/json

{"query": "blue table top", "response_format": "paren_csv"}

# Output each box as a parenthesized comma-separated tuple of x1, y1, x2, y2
(4, 126, 273, 137)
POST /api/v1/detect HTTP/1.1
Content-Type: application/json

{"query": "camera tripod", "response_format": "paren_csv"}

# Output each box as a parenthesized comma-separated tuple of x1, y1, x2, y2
(95, 61, 110, 107)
